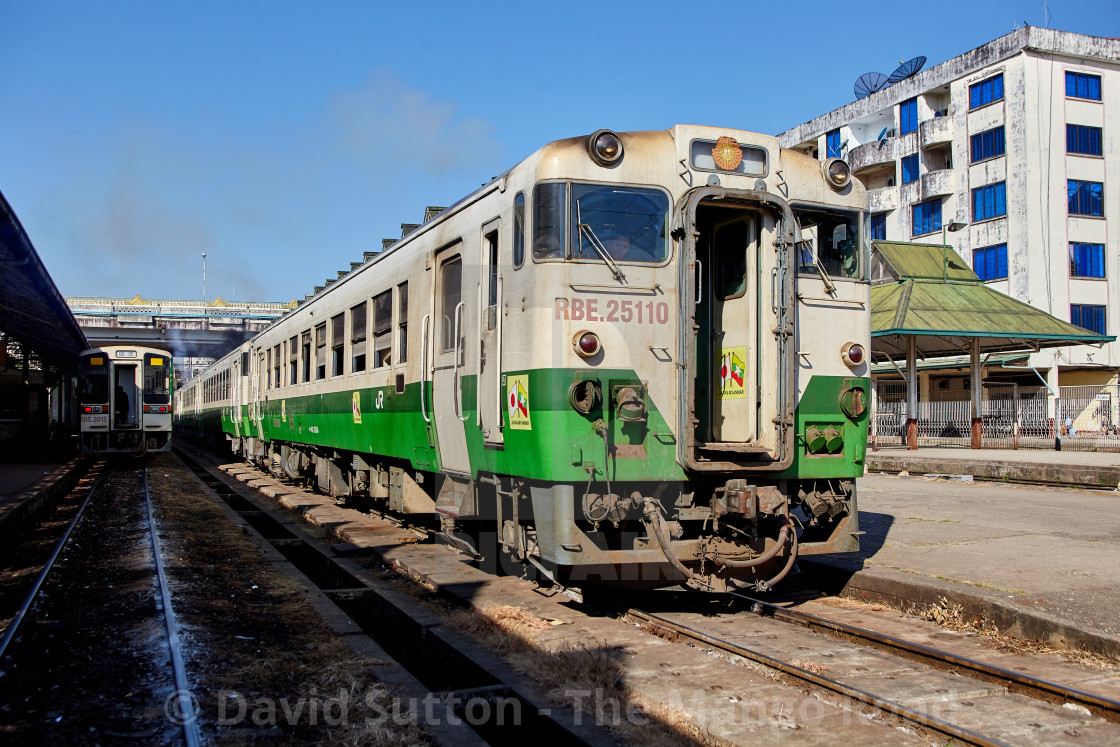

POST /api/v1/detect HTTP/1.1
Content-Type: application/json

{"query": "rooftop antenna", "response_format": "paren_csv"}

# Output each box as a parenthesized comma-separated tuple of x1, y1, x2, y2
(854, 72, 890, 99)
(887, 56, 927, 84)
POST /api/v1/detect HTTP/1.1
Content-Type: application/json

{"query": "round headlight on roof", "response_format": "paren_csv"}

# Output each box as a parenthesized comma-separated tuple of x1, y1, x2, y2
(823, 157, 851, 190)
(588, 129, 624, 167)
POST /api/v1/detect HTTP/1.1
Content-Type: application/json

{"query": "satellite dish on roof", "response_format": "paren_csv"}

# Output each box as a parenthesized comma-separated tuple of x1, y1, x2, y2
(887, 56, 927, 84)
(854, 72, 890, 99)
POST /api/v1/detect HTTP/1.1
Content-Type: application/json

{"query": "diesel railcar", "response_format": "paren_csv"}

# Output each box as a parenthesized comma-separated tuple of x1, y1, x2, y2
(176, 125, 870, 592)
(80, 345, 173, 454)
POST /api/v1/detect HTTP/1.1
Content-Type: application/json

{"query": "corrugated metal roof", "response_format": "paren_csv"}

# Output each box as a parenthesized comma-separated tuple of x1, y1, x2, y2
(870, 241, 1114, 358)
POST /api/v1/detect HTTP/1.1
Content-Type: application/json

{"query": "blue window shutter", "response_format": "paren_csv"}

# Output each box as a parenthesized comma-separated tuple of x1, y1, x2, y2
(993, 75, 1004, 101)
(995, 183, 1006, 216)
(1066, 71, 1075, 96)
(996, 245, 1007, 279)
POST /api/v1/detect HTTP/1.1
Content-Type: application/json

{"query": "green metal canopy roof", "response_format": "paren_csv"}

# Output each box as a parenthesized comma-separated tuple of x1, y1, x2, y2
(870, 241, 1114, 359)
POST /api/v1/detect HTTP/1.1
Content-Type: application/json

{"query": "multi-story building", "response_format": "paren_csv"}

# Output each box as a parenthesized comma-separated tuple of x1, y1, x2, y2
(780, 27, 1120, 391)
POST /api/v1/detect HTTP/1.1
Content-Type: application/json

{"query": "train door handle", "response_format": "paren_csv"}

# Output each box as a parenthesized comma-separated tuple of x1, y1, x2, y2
(695, 259, 702, 305)
(453, 301, 467, 422)
(420, 314, 431, 423)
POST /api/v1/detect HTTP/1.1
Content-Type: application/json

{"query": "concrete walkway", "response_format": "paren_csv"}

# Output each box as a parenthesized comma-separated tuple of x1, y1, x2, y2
(0, 459, 83, 542)
(805, 471, 1120, 656)
(866, 446, 1120, 488)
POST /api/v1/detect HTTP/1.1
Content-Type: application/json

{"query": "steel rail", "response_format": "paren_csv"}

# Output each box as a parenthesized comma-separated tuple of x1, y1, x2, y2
(628, 608, 1007, 747)
(142, 469, 202, 747)
(0, 464, 107, 662)
(730, 591, 1120, 723)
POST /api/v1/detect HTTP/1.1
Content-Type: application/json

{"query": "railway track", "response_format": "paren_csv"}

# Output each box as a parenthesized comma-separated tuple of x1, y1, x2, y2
(173, 446, 614, 746)
(0, 461, 200, 746)
(628, 600, 1120, 746)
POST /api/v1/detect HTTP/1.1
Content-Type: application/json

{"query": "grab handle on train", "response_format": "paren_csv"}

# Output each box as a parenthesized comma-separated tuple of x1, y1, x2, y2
(420, 314, 431, 423)
(695, 259, 702, 305)
(453, 302, 467, 422)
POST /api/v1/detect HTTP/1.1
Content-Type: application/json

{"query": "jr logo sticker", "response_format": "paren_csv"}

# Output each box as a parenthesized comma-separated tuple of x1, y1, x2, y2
(718, 346, 747, 399)
(352, 391, 362, 424)
(507, 374, 531, 430)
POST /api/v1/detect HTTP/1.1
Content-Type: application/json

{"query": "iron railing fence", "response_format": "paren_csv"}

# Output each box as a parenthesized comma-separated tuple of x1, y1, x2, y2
(868, 381, 1120, 452)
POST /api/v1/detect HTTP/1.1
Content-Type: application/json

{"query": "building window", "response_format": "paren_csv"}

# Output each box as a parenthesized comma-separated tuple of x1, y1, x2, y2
(972, 182, 1007, 221)
(1070, 243, 1105, 278)
(969, 74, 1004, 109)
(1068, 180, 1103, 216)
(912, 200, 941, 236)
(1071, 304, 1106, 335)
(1066, 124, 1102, 156)
(973, 243, 1008, 282)
(899, 98, 918, 135)
(1065, 71, 1101, 101)
(901, 153, 919, 184)
(970, 126, 1005, 162)
(826, 129, 842, 158)
(869, 213, 886, 241)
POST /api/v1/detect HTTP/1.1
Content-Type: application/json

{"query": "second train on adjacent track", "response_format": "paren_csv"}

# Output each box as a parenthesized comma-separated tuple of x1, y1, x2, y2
(175, 125, 870, 592)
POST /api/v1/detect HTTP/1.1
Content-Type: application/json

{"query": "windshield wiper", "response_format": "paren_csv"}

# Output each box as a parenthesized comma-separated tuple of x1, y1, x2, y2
(796, 236, 838, 296)
(576, 201, 627, 285)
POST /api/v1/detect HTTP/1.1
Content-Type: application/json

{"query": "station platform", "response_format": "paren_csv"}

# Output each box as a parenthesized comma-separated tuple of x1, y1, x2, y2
(0, 458, 84, 542)
(803, 448, 1120, 657)
(867, 446, 1120, 488)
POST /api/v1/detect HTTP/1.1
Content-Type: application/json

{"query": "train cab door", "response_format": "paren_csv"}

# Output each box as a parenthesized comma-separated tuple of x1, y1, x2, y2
(477, 220, 504, 446)
(113, 362, 139, 428)
(431, 244, 475, 475)
(694, 208, 760, 446)
(251, 348, 265, 440)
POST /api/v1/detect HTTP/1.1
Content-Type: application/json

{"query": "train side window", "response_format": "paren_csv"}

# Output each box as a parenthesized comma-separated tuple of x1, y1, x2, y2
(532, 183, 566, 259)
(439, 256, 463, 352)
(513, 192, 525, 268)
(484, 226, 499, 330)
(331, 314, 345, 376)
(289, 336, 298, 385)
(351, 302, 368, 373)
(301, 331, 312, 383)
(273, 344, 281, 388)
(315, 324, 327, 380)
(266, 347, 273, 390)
(372, 290, 392, 367)
(397, 282, 408, 364)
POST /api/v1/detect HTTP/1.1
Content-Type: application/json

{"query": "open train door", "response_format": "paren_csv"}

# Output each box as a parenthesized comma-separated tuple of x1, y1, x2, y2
(430, 243, 476, 476)
(680, 188, 796, 472)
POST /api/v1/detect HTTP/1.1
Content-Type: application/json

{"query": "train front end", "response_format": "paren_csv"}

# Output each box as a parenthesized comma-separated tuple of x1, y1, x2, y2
(79, 347, 173, 454)
(516, 126, 869, 592)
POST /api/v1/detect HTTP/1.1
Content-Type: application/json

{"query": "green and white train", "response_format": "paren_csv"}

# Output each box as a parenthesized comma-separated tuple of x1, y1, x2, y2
(175, 125, 870, 592)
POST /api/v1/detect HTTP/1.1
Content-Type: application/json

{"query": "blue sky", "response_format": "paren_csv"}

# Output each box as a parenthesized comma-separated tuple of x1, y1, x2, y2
(2, 0, 1117, 302)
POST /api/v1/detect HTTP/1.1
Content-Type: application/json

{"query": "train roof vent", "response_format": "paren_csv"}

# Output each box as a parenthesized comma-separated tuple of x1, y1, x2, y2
(382, 238, 397, 251)
(350, 261, 363, 271)
(325, 278, 337, 287)
(337, 269, 348, 279)
(401, 223, 420, 237)
(363, 251, 378, 261)
(424, 206, 447, 222)
(314, 286, 324, 294)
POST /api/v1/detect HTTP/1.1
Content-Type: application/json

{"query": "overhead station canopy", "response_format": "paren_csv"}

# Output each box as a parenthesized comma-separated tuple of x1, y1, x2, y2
(0, 190, 87, 367)
(870, 241, 1114, 359)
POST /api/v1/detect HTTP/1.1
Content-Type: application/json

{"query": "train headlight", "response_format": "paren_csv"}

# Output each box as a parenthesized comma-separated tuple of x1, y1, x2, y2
(588, 129, 624, 167)
(823, 157, 851, 190)
(573, 331, 601, 358)
(841, 342, 865, 367)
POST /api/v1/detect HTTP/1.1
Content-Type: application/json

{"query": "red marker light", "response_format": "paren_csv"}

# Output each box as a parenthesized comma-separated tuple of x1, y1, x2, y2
(573, 331, 601, 358)
(842, 342, 865, 367)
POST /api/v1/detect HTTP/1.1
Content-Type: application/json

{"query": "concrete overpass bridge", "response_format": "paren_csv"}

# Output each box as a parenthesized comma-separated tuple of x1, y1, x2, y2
(67, 295, 296, 381)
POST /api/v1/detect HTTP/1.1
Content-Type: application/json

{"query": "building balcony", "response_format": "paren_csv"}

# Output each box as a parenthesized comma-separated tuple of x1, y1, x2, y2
(868, 186, 900, 213)
(919, 116, 954, 149)
(921, 169, 955, 199)
(848, 139, 897, 174)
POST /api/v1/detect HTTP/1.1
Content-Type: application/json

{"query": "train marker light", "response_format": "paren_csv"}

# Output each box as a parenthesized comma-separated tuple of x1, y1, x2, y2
(574, 331, 601, 358)
(841, 342, 865, 367)
(588, 130, 624, 167)
(823, 157, 851, 190)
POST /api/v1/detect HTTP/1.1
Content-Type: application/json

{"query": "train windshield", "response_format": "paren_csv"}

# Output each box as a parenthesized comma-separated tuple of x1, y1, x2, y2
(144, 353, 171, 405)
(533, 182, 669, 264)
(79, 354, 109, 404)
(793, 206, 867, 281)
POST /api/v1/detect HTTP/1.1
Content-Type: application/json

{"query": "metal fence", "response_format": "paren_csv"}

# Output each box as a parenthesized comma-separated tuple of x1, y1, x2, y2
(869, 381, 1120, 452)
